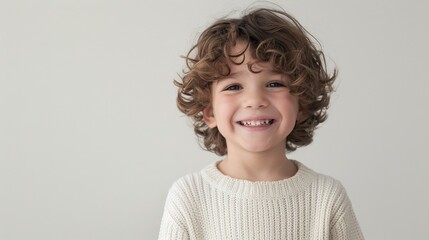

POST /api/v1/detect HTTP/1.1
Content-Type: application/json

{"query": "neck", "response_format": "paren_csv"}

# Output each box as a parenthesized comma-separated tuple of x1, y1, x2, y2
(218, 146, 297, 182)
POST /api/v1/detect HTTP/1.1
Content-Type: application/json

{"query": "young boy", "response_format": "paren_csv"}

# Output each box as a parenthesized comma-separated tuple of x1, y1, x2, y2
(158, 7, 364, 240)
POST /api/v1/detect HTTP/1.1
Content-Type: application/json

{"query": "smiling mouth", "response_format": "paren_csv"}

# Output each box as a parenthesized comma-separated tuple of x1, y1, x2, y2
(238, 119, 274, 127)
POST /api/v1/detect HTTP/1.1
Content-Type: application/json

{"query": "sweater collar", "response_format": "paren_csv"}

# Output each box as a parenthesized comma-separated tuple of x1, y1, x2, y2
(201, 160, 316, 199)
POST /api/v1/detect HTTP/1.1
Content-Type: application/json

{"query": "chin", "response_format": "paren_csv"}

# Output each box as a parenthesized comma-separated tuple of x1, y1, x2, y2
(241, 145, 275, 154)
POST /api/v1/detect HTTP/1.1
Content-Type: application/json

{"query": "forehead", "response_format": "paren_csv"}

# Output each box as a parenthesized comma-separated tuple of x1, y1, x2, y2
(227, 41, 278, 74)
(227, 62, 279, 78)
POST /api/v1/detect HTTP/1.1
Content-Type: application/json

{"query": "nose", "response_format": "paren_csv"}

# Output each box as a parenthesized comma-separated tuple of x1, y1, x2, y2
(243, 88, 268, 109)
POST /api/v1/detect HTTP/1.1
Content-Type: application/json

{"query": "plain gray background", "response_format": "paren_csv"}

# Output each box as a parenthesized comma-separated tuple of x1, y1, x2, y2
(1, 0, 428, 239)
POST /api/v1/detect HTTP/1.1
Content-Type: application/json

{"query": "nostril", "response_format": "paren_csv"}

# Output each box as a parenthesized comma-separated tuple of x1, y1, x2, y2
(243, 93, 269, 108)
(245, 103, 268, 109)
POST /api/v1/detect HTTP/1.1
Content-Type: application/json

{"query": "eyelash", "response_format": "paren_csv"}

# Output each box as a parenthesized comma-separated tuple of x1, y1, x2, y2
(222, 81, 286, 91)
(223, 84, 241, 91)
(266, 82, 285, 88)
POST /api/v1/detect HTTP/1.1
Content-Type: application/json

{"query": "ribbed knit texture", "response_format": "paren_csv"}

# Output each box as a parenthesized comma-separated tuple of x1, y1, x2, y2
(158, 160, 364, 239)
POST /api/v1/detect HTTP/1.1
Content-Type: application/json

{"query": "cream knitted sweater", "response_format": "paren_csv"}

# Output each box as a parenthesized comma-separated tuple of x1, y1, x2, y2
(158, 160, 364, 239)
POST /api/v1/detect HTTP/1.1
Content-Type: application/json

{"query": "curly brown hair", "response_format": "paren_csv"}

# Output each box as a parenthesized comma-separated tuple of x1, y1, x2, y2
(175, 7, 336, 156)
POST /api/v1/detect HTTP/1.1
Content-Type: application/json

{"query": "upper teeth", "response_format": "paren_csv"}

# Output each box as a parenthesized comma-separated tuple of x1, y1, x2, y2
(240, 120, 272, 127)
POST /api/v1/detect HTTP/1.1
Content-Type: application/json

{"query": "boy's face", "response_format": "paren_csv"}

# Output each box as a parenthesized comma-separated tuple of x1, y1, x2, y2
(203, 42, 299, 155)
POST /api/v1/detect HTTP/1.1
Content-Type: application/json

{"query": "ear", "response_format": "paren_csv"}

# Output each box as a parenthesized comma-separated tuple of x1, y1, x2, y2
(203, 106, 217, 128)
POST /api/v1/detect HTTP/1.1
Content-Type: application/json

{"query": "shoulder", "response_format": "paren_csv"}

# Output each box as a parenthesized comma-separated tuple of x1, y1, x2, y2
(171, 173, 202, 193)
(304, 168, 365, 238)
(167, 171, 203, 196)
(158, 168, 209, 236)
(164, 165, 210, 209)
(297, 161, 348, 197)
(297, 161, 352, 211)
(312, 171, 348, 196)
(309, 167, 356, 225)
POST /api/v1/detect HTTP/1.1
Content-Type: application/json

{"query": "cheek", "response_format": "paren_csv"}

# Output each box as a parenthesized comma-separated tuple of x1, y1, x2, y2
(212, 98, 238, 128)
(286, 94, 299, 112)
(277, 93, 299, 108)
(213, 99, 234, 117)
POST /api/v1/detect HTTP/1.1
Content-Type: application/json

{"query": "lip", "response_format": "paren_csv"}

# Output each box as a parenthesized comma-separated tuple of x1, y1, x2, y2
(236, 116, 275, 122)
(236, 118, 276, 127)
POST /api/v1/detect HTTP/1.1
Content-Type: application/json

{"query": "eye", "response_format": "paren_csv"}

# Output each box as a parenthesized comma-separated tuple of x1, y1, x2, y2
(266, 81, 285, 88)
(223, 84, 242, 91)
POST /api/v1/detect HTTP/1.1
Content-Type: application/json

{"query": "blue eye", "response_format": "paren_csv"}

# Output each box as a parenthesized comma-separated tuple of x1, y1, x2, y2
(224, 84, 241, 91)
(267, 82, 285, 88)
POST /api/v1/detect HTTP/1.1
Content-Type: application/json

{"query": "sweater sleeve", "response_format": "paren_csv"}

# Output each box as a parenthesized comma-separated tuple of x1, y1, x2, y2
(329, 184, 364, 240)
(158, 183, 190, 240)
(330, 204, 364, 239)
(158, 210, 189, 240)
